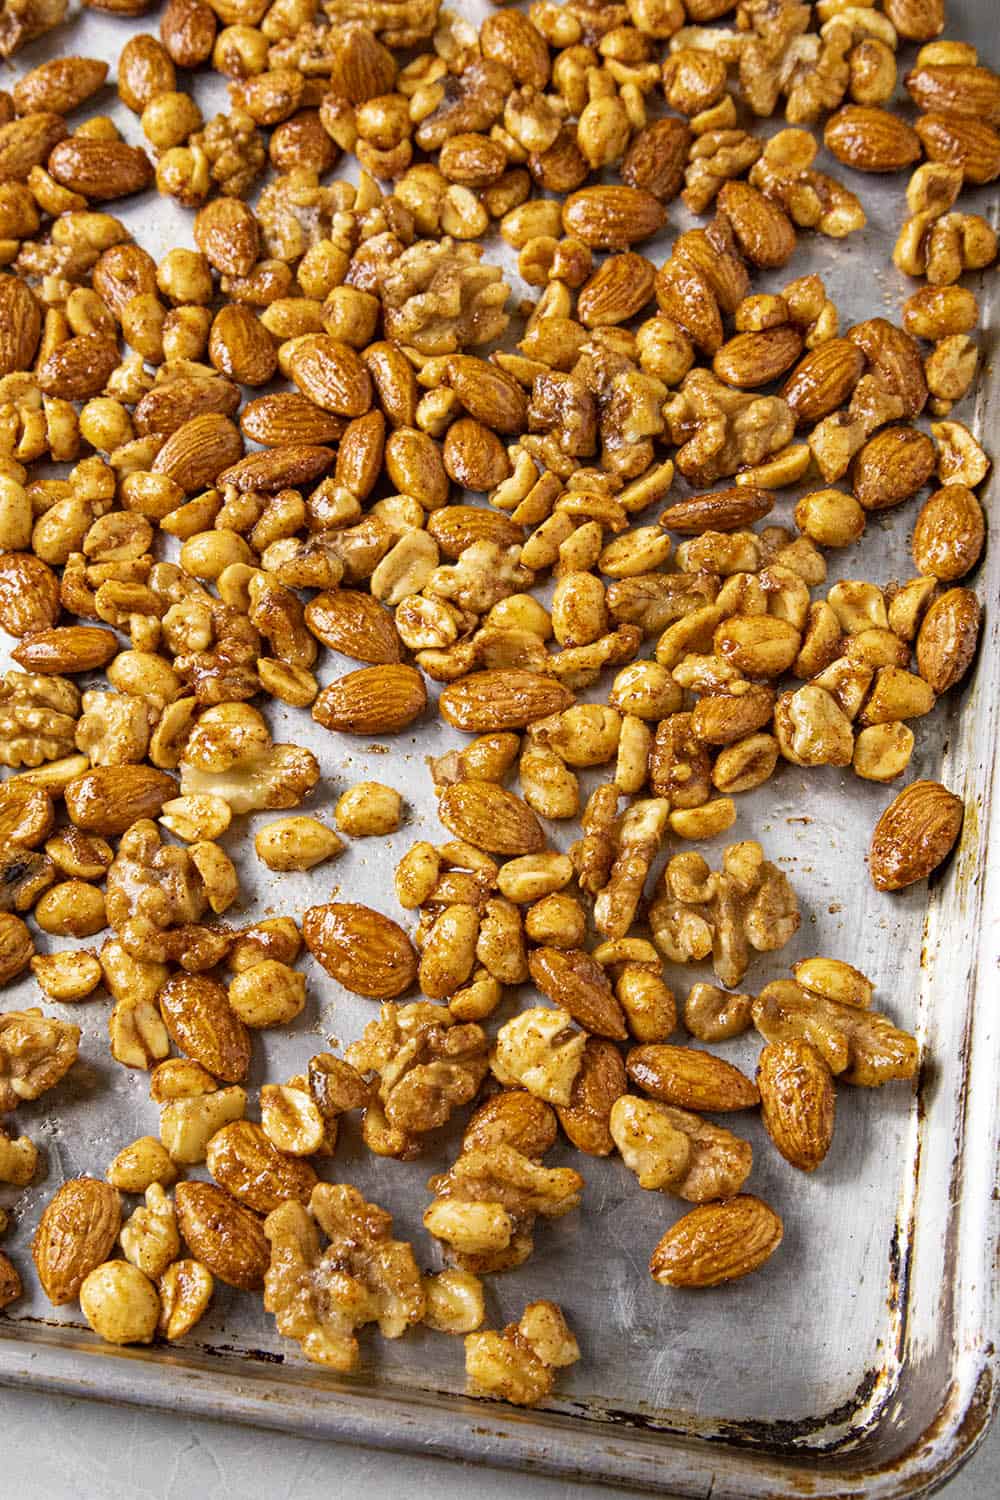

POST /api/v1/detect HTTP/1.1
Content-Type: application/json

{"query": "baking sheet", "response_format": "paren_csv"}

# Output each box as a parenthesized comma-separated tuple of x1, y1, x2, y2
(0, 2, 998, 1496)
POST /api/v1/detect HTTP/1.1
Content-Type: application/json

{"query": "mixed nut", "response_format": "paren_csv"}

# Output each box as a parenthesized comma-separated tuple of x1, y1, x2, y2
(0, 0, 991, 1411)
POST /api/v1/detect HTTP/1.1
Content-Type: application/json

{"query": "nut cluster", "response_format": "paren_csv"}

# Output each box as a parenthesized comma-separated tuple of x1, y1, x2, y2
(0, 0, 990, 1408)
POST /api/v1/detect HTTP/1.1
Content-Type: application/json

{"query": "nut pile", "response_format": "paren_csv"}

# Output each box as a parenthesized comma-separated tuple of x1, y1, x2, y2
(0, 0, 990, 1410)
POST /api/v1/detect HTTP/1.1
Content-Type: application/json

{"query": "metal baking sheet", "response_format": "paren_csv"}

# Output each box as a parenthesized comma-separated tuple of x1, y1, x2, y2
(0, 1, 997, 1495)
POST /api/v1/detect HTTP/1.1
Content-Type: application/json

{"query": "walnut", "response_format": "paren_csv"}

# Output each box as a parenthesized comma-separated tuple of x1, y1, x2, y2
(571, 334, 668, 477)
(683, 131, 763, 215)
(424, 540, 532, 615)
(414, 60, 512, 152)
(593, 797, 671, 940)
(491, 1007, 586, 1107)
(781, 23, 851, 125)
(0, 1008, 79, 1113)
(164, 593, 262, 706)
(750, 131, 865, 239)
(382, 238, 510, 355)
(752, 977, 918, 1087)
(609, 1095, 752, 1201)
(664, 370, 795, 486)
(528, 372, 597, 460)
(180, 703, 320, 815)
(570, 783, 620, 896)
(0, 672, 80, 768)
(191, 111, 267, 200)
(0, 0, 66, 58)
(649, 840, 800, 988)
(808, 375, 907, 483)
(465, 1300, 579, 1407)
(264, 1183, 426, 1370)
(736, 0, 811, 117)
(322, 0, 441, 48)
(344, 1003, 488, 1157)
(75, 691, 155, 768)
(256, 170, 355, 263)
(105, 820, 209, 939)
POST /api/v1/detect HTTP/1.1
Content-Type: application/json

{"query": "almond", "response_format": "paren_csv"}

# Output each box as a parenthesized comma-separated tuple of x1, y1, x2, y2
(577, 252, 656, 328)
(175, 1181, 268, 1291)
(480, 9, 549, 87)
(442, 418, 510, 491)
(884, 0, 944, 41)
(622, 117, 691, 202)
(0, 273, 40, 376)
(334, 409, 385, 497)
(12, 58, 108, 115)
(302, 900, 418, 998)
(12, 624, 117, 673)
(217, 444, 333, 492)
(240, 392, 345, 446)
(0, 554, 60, 636)
(717, 181, 796, 268)
(915, 112, 1000, 185)
(208, 304, 277, 387)
(915, 587, 980, 694)
(134, 375, 240, 435)
(438, 781, 545, 855)
(561, 185, 666, 248)
(36, 334, 120, 401)
(194, 197, 259, 278)
(152, 412, 244, 493)
(905, 65, 1000, 125)
(824, 105, 923, 172)
(869, 778, 963, 891)
(206, 1120, 316, 1214)
(289, 335, 373, 417)
(447, 355, 527, 434)
(304, 590, 401, 664)
(712, 326, 803, 389)
(439, 669, 573, 731)
(780, 338, 865, 425)
(556, 1038, 626, 1155)
(159, 973, 250, 1083)
(649, 1195, 783, 1288)
(323, 23, 394, 104)
(659, 486, 774, 534)
(848, 318, 928, 417)
(64, 766, 176, 836)
(0, 113, 67, 183)
(362, 341, 417, 427)
(33, 1177, 121, 1305)
(463, 1089, 557, 1156)
(757, 1039, 835, 1172)
(529, 947, 627, 1040)
(312, 662, 426, 735)
(47, 138, 153, 200)
(853, 426, 936, 511)
(626, 1044, 760, 1111)
(427, 505, 524, 559)
(655, 258, 723, 354)
(0, 1251, 20, 1309)
(912, 485, 984, 580)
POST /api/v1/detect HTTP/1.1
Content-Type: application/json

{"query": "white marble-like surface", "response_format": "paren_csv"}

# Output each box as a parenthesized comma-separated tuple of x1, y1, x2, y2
(1, 1387, 996, 1500)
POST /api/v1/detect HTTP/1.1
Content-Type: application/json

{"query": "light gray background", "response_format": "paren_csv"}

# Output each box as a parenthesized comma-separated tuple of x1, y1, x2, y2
(1, 1386, 995, 1499)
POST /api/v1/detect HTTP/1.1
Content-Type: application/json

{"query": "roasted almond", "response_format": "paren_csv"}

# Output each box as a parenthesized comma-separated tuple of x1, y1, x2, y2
(312, 663, 426, 735)
(464, 1089, 557, 1156)
(36, 334, 120, 401)
(905, 64, 1000, 125)
(160, 0, 217, 68)
(884, 0, 945, 41)
(659, 487, 774, 534)
(12, 625, 117, 673)
(302, 900, 418, 999)
(561, 185, 666, 249)
(852, 426, 936, 511)
(824, 105, 923, 172)
(911, 485, 985, 580)
(556, 1038, 627, 1156)
(64, 766, 176, 835)
(134, 375, 240, 435)
(480, 8, 550, 87)
(208, 304, 277, 387)
(152, 412, 244, 492)
(304, 590, 401, 664)
(194, 196, 259, 278)
(175, 1181, 268, 1291)
(47, 137, 153, 200)
(622, 117, 691, 203)
(627, 1044, 760, 1111)
(439, 670, 573, 731)
(289, 335, 373, 417)
(206, 1120, 316, 1214)
(240, 391, 345, 446)
(757, 1039, 836, 1173)
(869, 778, 963, 891)
(780, 339, 865, 425)
(0, 273, 40, 376)
(848, 318, 928, 417)
(447, 355, 527, 435)
(717, 181, 796, 268)
(427, 505, 524, 559)
(217, 444, 333, 492)
(33, 1177, 121, 1305)
(712, 326, 803, 389)
(12, 58, 108, 116)
(438, 781, 545, 856)
(577, 252, 656, 328)
(159, 974, 250, 1082)
(915, 112, 1000, 185)
(915, 587, 980, 694)
(442, 418, 510, 492)
(649, 1195, 783, 1288)
(0, 554, 60, 636)
(0, 113, 67, 183)
(529, 947, 627, 1040)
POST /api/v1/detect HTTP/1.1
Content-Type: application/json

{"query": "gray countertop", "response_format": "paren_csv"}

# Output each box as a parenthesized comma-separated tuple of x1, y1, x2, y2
(2, 1385, 995, 1500)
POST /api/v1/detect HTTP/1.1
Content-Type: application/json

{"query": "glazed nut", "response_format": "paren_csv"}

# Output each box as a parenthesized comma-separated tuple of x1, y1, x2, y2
(227, 961, 305, 1028)
(119, 1182, 180, 1280)
(159, 1085, 247, 1164)
(335, 782, 403, 837)
(260, 1083, 325, 1156)
(0, 1129, 37, 1186)
(255, 816, 344, 872)
(107, 1136, 178, 1193)
(423, 1268, 485, 1334)
(80, 1260, 160, 1346)
(497, 853, 574, 904)
(159, 793, 232, 842)
(158, 1258, 214, 1340)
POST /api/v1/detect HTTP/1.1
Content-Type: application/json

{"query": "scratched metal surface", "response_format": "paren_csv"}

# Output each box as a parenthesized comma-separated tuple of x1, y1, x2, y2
(0, 2, 997, 1496)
